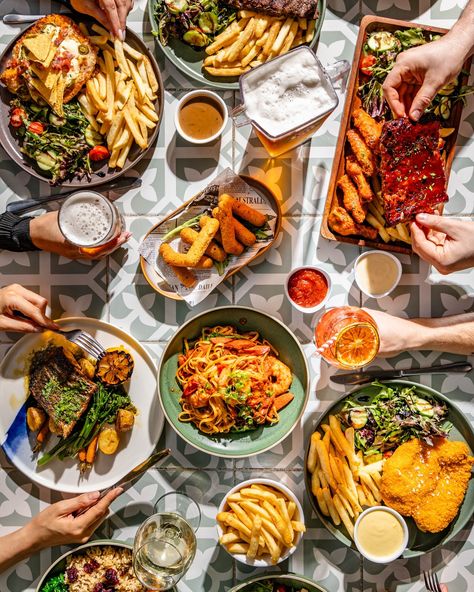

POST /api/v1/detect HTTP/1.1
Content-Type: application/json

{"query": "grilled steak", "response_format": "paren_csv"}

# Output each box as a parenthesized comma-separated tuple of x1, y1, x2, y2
(28, 346, 97, 438)
(223, 0, 319, 19)
(379, 117, 448, 226)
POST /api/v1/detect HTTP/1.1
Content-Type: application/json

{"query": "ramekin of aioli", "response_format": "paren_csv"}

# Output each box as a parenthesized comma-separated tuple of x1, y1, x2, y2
(354, 506, 408, 563)
(354, 251, 402, 298)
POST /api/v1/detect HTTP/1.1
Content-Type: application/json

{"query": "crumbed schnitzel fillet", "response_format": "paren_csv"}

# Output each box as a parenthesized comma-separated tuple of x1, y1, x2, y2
(381, 438, 474, 533)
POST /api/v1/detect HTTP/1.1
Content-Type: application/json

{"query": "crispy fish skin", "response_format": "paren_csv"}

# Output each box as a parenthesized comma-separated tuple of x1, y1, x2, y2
(28, 345, 97, 438)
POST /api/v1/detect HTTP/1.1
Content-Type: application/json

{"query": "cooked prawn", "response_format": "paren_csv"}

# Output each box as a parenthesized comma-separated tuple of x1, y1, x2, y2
(265, 356, 292, 396)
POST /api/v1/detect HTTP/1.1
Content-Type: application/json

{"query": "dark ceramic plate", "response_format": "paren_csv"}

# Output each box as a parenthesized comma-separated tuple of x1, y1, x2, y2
(0, 20, 164, 187)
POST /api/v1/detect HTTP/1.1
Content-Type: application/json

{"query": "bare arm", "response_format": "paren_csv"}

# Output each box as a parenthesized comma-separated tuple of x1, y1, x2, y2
(367, 310, 474, 357)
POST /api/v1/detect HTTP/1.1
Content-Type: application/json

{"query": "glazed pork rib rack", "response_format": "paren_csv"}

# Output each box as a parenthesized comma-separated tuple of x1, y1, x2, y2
(379, 117, 448, 226)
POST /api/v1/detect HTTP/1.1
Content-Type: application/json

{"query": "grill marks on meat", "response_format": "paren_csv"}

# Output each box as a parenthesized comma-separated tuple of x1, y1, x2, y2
(224, 0, 319, 19)
(380, 118, 448, 226)
(28, 346, 97, 438)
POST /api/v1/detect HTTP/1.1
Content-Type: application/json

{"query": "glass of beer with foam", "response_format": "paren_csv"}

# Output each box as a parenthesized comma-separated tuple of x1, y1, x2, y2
(232, 46, 349, 157)
(58, 191, 124, 257)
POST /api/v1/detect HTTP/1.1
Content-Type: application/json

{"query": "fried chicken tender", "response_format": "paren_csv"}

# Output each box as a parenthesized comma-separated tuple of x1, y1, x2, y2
(347, 130, 376, 177)
(352, 108, 383, 150)
(381, 438, 474, 533)
(337, 174, 366, 223)
(346, 156, 374, 203)
(328, 205, 377, 240)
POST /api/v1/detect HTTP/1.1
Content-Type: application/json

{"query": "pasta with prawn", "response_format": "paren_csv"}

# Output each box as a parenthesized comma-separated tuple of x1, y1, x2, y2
(176, 325, 295, 435)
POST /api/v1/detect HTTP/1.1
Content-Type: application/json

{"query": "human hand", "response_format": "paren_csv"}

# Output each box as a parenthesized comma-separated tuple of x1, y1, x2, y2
(410, 214, 474, 274)
(71, 0, 134, 39)
(382, 36, 466, 120)
(29, 211, 131, 260)
(363, 309, 424, 357)
(0, 284, 58, 333)
(22, 489, 122, 550)
(440, 585, 448, 592)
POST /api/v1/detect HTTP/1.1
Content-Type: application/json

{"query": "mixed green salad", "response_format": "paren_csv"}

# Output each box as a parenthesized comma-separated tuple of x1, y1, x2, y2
(153, 0, 236, 47)
(40, 573, 67, 592)
(245, 582, 310, 592)
(358, 27, 474, 119)
(9, 98, 104, 184)
(338, 382, 452, 461)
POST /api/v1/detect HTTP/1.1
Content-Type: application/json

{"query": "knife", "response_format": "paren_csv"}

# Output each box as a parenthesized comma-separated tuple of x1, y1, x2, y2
(7, 177, 141, 215)
(330, 361, 472, 385)
(75, 448, 171, 516)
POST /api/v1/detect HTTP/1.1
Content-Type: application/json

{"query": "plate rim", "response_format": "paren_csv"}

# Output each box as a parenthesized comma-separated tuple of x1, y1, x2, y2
(1, 316, 164, 494)
(303, 379, 474, 557)
(157, 305, 310, 458)
(0, 19, 164, 188)
(147, 0, 327, 90)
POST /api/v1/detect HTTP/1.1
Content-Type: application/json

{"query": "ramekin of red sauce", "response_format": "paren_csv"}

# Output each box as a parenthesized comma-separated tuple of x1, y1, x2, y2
(285, 266, 331, 313)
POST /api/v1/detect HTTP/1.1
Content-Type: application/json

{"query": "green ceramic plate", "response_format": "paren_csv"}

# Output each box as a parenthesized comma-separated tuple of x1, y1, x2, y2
(304, 380, 474, 558)
(148, 0, 327, 89)
(229, 573, 328, 592)
(158, 306, 309, 457)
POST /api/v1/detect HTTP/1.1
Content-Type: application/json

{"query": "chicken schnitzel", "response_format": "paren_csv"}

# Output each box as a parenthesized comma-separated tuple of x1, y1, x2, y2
(380, 438, 473, 533)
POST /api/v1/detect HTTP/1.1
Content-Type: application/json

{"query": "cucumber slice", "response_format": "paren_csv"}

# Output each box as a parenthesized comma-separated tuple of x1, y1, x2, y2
(414, 397, 434, 418)
(49, 113, 66, 127)
(35, 152, 56, 171)
(199, 12, 218, 34)
(183, 29, 208, 47)
(165, 0, 188, 13)
(367, 31, 399, 53)
(84, 126, 102, 147)
(30, 103, 42, 114)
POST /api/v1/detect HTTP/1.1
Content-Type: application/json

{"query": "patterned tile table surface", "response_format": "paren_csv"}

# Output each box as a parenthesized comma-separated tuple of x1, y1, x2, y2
(0, 0, 473, 590)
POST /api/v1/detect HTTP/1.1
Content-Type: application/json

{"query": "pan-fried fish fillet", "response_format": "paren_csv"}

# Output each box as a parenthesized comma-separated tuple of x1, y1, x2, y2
(28, 345, 97, 438)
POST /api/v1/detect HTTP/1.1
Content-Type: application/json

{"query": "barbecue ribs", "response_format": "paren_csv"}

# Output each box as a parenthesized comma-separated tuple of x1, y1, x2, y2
(380, 117, 448, 226)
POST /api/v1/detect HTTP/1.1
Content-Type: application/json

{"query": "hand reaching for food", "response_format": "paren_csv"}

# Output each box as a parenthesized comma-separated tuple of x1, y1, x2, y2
(0, 489, 122, 572)
(0, 284, 58, 333)
(410, 214, 474, 274)
(70, 0, 134, 39)
(382, 0, 474, 120)
(29, 212, 131, 260)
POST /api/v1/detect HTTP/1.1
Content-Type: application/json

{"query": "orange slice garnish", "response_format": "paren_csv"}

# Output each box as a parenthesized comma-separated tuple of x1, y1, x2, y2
(335, 322, 379, 369)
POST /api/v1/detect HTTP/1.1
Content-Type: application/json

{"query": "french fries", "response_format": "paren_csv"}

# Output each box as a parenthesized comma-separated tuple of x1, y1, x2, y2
(159, 195, 268, 288)
(204, 11, 316, 77)
(307, 414, 385, 540)
(78, 24, 160, 169)
(218, 482, 305, 563)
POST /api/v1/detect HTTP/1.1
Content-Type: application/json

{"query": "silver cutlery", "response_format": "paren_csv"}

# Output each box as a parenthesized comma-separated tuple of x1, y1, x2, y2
(423, 570, 442, 592)
(3, 14, 51, 24)
(331, 361, 472, 385)
(6, 177, 141, 215)
(55, 328, 105, 360)
(75, 448, 171, 516)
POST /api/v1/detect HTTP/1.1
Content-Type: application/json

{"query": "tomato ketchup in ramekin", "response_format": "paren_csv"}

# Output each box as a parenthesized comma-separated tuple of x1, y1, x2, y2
(285, 266, 331, 313)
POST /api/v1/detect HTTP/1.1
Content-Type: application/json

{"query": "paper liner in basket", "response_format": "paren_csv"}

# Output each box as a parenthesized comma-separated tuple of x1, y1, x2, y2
(139, 169, 278, 306)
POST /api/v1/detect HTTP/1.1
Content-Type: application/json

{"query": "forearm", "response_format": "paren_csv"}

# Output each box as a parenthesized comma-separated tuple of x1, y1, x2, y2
(410, 313, 474, 355)
(0, 212, 39, 252)
(0, 526, 41, 573)
(447, 0, 474, 59)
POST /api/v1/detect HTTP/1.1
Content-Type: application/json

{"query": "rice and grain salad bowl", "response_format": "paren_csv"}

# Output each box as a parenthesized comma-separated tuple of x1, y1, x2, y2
(39, 545, 146, 592)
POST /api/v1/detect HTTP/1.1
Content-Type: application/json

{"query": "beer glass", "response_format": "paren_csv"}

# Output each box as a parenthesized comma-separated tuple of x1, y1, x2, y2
(58, 191, 124, 257)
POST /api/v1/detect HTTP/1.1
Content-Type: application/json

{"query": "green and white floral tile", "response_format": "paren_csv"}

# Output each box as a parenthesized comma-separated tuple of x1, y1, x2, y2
(430, 0, 473, 21)
(361, 0, 437, 21)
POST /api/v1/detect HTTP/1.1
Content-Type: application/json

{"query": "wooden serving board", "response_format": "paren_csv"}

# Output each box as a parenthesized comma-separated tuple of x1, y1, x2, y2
(320, 15, 472, 255)
(140, 175, 282, 301)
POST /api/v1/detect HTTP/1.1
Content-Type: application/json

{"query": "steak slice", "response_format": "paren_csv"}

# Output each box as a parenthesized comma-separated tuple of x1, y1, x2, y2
(28, 346, 97, 438)
(379, 118, 448, 226)
(223, 0, 319, 19)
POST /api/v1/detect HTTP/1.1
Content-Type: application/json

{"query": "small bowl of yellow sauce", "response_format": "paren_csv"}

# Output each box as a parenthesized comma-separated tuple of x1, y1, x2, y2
(354, 506, 408, 563)
(175, 90, 228, 144)
(354, 250, 402, 298)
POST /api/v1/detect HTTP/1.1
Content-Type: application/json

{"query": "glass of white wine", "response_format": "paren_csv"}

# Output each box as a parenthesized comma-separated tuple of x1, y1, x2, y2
(133, 492, 201, 590)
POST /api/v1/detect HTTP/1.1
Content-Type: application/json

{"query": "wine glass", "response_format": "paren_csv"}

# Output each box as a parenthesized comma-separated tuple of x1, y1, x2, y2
(133, 492, 201, 590)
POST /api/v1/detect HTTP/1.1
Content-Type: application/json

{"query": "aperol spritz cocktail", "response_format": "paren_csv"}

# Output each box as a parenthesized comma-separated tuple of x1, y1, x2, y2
(315, 306, 379, 369)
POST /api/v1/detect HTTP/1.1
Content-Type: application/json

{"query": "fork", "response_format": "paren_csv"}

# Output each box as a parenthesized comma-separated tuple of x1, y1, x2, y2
(424, 570, 443, 592)
(55, 329, 105, 360)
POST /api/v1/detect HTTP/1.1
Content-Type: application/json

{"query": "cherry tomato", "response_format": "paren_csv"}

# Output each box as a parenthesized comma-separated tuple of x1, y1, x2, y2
(360, 54, 377, 76)
(383, 450, 393, 459)
(276, 586, 288, 592)
(10, 107, 26, 128)
(89, 145, 110, 162)
(28, 121, 45, 135)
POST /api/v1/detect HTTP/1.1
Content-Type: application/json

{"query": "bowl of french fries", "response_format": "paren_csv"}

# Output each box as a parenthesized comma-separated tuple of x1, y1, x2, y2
(305, 410, 385, 545)
(78, 21, 163, 174)
(217, 478, 306, 566)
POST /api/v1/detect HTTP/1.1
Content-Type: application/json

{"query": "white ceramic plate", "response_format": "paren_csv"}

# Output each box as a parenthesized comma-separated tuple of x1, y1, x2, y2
(0, 317, 164, 494)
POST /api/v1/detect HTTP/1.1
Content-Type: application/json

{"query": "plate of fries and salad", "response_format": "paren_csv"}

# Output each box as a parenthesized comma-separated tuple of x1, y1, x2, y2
(305, 380, 474, 557)
(149, 0, 326, 88)
(0, 14, 163, 185)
